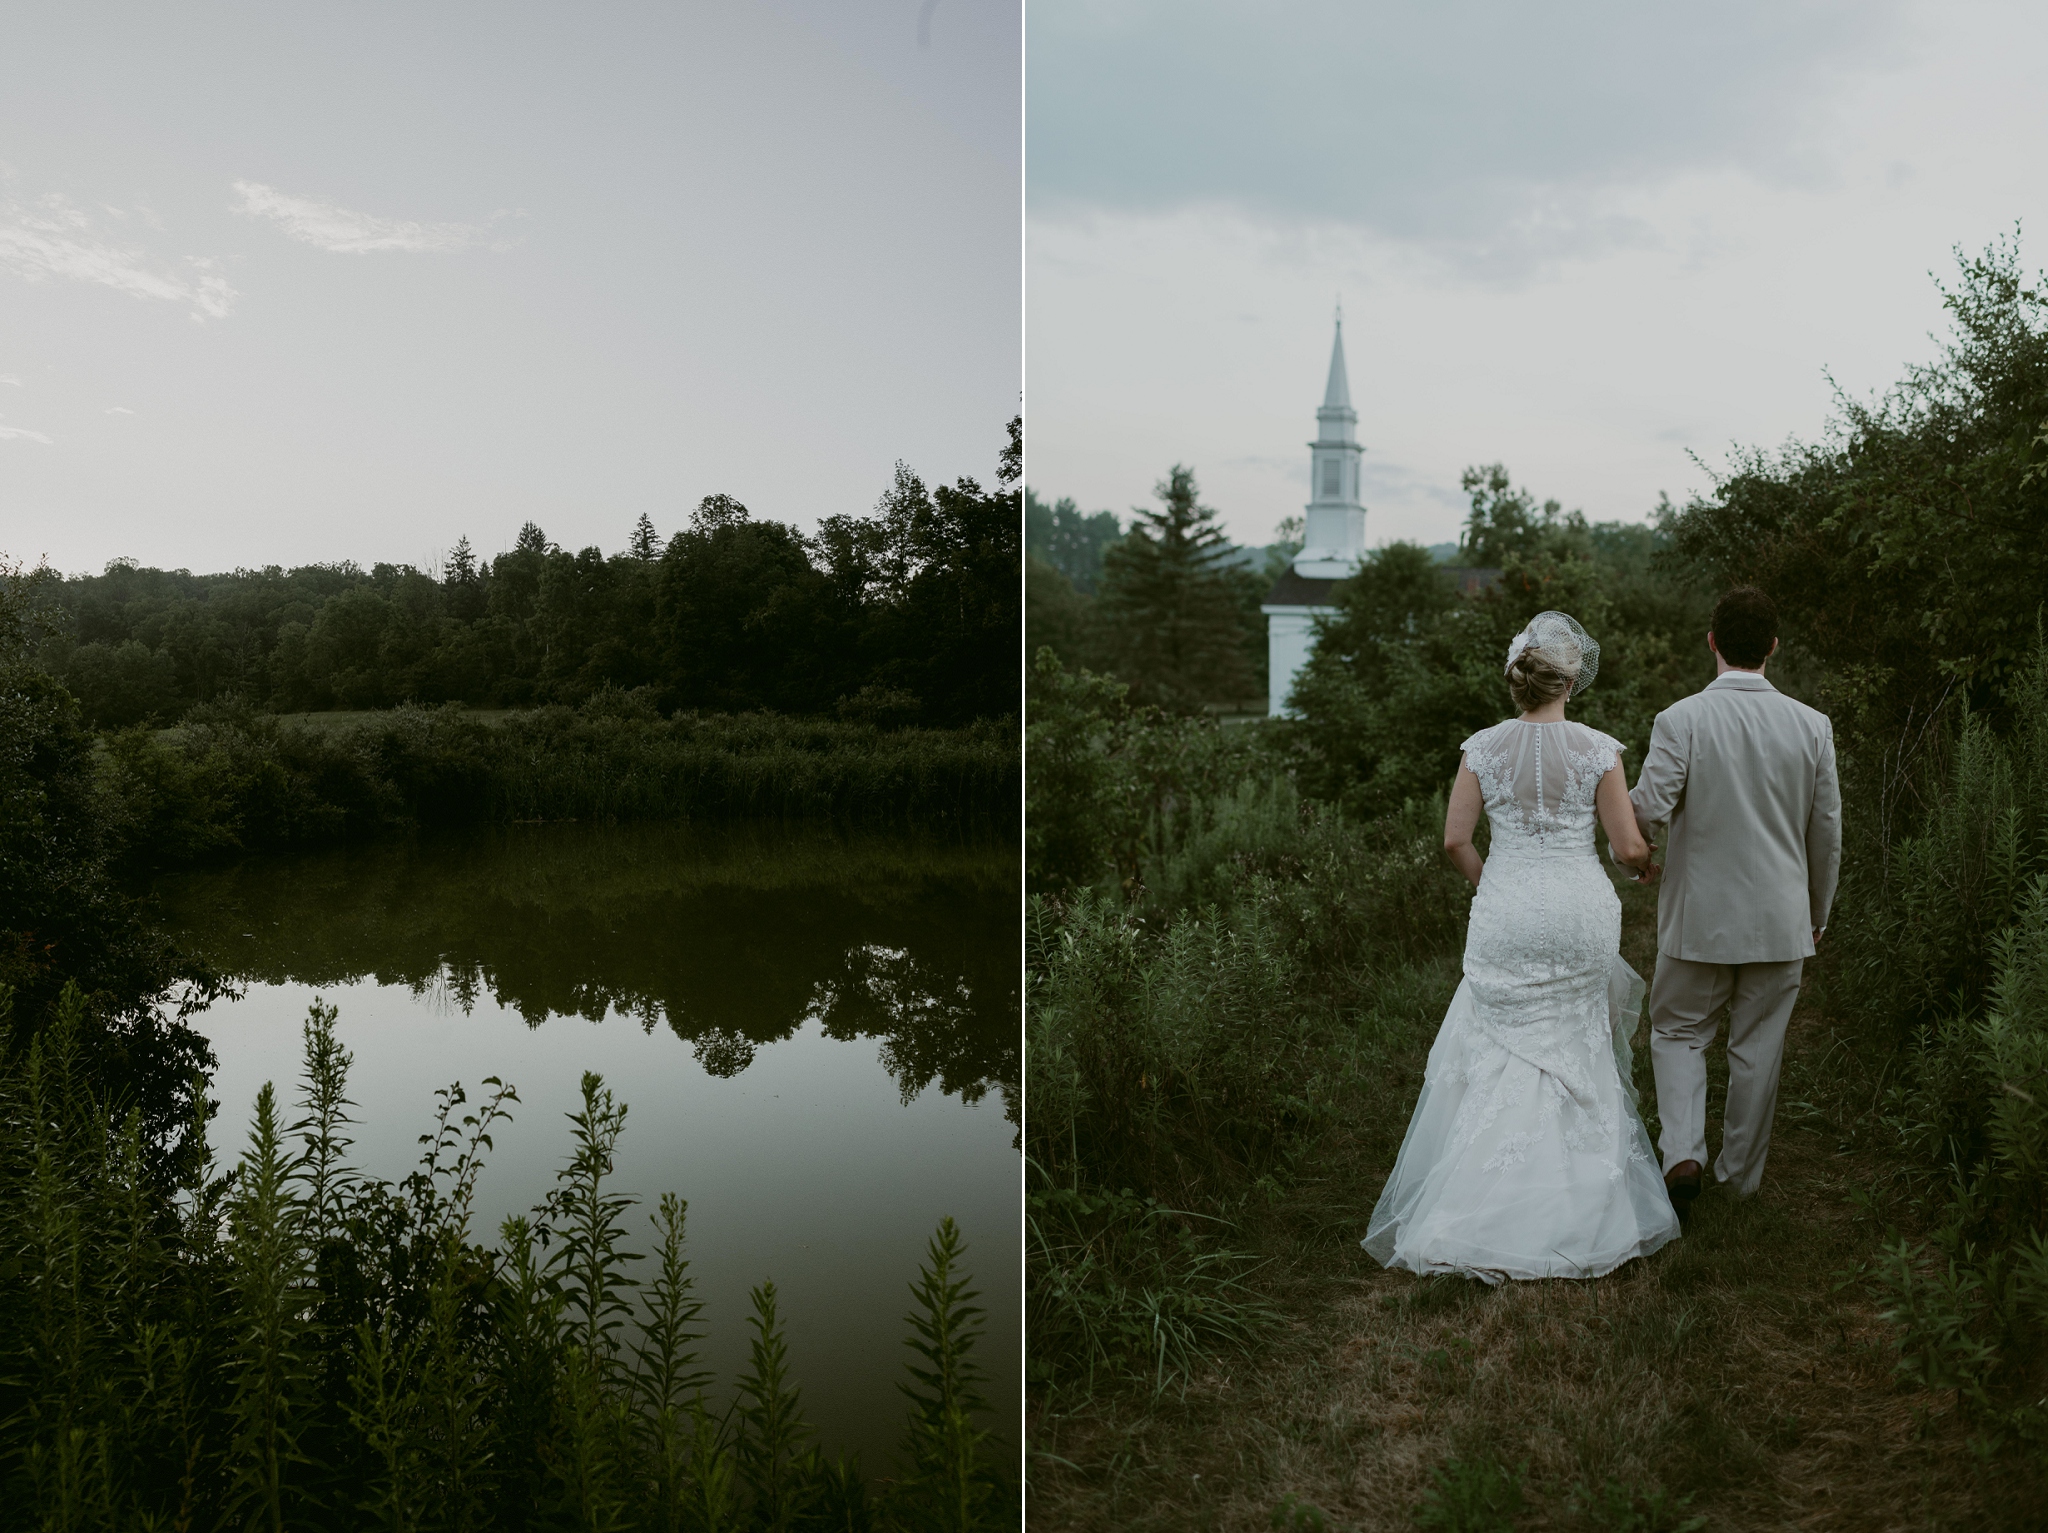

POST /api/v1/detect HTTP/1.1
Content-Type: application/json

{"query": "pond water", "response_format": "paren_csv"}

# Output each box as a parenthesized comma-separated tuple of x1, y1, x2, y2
(152, 822, 1019, 1470)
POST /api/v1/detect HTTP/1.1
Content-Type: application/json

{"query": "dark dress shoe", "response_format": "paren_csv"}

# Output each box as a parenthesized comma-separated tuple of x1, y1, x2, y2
(1665, 1159, 1702, 1212)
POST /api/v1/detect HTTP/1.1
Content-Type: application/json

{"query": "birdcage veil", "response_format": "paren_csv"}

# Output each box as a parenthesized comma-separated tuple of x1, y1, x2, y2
(1502, 611, 1600, 696)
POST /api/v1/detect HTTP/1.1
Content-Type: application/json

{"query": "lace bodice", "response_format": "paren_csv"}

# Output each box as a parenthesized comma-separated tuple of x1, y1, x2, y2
(1461, 719, 1626, 856)
(1362, 716, 1672, 1284)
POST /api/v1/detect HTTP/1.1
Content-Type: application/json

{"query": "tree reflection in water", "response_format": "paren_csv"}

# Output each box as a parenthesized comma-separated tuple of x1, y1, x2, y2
(151, 822, 1017, 1120)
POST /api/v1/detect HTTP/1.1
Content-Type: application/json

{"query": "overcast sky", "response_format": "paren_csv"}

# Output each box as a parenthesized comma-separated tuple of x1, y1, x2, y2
(1027, 0, 2047, 550)
(0, 1, 1019, 576)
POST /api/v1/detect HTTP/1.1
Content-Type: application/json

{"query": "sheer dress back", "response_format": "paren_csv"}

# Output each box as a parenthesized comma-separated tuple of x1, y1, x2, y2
(1362, 717, 1680, 1282)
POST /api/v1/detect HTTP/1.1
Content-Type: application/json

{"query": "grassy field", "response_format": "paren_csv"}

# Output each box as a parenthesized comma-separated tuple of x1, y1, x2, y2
(1026, 881, 2020, 1532)
(156, 706, 519, 740)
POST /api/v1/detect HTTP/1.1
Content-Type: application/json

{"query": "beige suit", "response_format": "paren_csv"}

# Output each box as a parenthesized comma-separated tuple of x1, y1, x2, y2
(1629, 671, 1841, 1195)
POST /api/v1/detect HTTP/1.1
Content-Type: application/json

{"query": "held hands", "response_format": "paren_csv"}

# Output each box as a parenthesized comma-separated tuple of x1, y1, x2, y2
(1630, 860, 1662, 885)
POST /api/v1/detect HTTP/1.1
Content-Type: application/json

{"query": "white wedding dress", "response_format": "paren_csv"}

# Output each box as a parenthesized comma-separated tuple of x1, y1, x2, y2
(1363, 719, 1680, 1283)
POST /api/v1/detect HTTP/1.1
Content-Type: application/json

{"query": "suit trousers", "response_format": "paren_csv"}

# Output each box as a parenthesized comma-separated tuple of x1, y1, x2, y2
(1648, 954, 1804, 1197)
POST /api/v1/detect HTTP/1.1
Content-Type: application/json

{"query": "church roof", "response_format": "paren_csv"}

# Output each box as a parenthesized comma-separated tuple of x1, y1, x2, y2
(1262, 563, 1503, 611)
(1262, 568, 1343, 609)
(1322, 321, 1351, 411)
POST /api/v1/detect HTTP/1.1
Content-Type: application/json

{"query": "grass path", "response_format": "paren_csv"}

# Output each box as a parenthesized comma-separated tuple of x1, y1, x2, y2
(1029, 885, 2018, 1531)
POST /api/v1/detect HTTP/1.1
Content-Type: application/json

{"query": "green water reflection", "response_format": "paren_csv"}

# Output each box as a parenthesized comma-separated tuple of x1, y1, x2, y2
(158, 823, 1019, 1112)
(151, 823, 1019, 1466)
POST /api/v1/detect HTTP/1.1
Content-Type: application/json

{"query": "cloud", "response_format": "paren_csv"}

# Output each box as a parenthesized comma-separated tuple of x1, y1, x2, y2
(0, 194, 236, 319)
(106, 406, 134, 415)
(0, 374, 19, 386)
(232, 181, 506, 254)
(1028, 0, 1917, 272)
(0, 423, 53, 444)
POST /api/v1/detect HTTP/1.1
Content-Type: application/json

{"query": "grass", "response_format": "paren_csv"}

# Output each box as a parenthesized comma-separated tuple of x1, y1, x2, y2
(1025, 882, 2027, 1531)
(158, 707, 520, 740)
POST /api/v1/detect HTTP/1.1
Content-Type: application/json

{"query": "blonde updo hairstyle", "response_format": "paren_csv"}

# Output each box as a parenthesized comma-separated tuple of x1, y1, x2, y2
(1506, 643, 1579, 713)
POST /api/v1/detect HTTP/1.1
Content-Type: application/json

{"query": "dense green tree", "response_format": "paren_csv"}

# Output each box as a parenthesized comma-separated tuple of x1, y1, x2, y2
(0, 562, 213, 1176)
(1286, 466, 1715, 815)
(1097, 465, 1257, 711)
(1025, 490, 1121, 593)
(1669, 234, 2048, 744)
(656, 498, 835, 714)
(1023, 558, 1106, 676)
(1458, 462, 1583, 565)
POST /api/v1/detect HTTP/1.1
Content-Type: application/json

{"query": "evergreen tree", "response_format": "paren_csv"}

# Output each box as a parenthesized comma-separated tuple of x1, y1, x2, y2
(629, 513, 663, 561)
(514, 521, 549, 557)
(443, 536, 478, 585)
(1098, 465, 1256, 710)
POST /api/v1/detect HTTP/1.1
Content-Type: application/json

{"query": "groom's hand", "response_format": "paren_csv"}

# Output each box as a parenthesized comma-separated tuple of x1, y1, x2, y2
(1633, 861, 1661, 884)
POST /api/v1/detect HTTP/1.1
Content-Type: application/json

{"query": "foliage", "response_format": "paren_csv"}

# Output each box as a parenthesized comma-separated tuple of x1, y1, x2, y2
(1024, 491, 1122, 595)
(0, 559, 216, 1180)
(1568, 1478, 1705, 1533)
(1665, 234, 2048, 748)
(25, 422, 1019, 731)
(1412, 1457, 1526, 1533)
(1025, 668, 1471, 1395)
(0, 988, 1012, 1529)
(1659, 240, 2048, 1463)
(1284, 467, 1715, 816)
(92, 701, 1017, 875)
(1096, 465, 1260, 711)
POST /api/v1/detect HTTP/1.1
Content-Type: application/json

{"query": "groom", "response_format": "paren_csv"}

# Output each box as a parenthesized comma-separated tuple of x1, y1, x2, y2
(1626, 587, 1841, 1212)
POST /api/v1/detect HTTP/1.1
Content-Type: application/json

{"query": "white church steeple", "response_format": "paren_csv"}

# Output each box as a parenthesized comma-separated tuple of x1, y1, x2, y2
(1296, 306, 1367, 578)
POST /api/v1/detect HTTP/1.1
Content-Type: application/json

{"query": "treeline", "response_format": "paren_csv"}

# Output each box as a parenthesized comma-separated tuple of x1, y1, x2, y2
(1023, 457, 1692, 727)
(35, 420, 1020, 730)
(1025, 239, 2048, 1478)
(1025, 470, 1277, 711)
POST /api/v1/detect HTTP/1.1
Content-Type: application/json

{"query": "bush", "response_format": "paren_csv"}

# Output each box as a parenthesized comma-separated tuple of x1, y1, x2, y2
(95, 702, 1019, 874)
(1025, 668, 1475, 1395)
(1819, 643, 2048, 1451)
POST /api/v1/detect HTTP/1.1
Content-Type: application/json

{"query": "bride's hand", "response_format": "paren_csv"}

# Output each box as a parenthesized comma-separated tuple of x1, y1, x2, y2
(1631, 861, 1661, 884)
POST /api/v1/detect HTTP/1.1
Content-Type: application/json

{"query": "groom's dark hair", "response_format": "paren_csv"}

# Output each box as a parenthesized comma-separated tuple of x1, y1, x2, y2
(1711, 587, 1778, 669)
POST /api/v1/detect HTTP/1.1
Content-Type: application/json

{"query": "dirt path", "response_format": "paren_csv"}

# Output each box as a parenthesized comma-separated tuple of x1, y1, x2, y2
(1028, 893, 2017, 1531)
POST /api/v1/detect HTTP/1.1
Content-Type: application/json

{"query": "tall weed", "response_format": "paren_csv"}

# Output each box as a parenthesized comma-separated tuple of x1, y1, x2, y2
(0, 987, 1011, 1528)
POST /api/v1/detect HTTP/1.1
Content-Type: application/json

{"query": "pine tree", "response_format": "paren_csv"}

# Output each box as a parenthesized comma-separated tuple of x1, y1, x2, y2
(442, 536, 478, 586)
(514, 521, 549, 557)
(1098, 464, 1256, 710)
(629, 513, 663, 561)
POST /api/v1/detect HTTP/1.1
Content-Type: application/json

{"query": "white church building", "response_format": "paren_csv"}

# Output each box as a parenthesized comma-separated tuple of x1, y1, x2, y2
(1260, 316, 1369, 717)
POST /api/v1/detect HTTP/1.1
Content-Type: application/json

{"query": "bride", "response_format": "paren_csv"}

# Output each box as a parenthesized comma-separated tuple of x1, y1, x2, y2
(1362, 612, 1681, 1283)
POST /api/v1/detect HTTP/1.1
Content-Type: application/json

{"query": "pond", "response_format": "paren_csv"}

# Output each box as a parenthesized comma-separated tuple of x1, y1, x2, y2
(152, 821, 1019, 1470)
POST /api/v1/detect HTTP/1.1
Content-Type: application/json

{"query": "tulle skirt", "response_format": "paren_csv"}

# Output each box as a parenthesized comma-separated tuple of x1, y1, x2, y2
(1362, 954, 1680, 1284)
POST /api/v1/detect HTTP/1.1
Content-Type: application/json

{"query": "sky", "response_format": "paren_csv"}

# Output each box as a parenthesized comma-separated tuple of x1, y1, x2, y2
(0, 1, 1020, 576)
(1027, 0, 2048, 551)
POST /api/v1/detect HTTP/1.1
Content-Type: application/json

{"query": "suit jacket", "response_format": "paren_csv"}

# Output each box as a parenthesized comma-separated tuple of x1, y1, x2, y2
(1629, 671, 1841, 964)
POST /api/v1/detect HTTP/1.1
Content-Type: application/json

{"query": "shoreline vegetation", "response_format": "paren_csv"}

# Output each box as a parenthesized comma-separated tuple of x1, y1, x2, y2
(1025, 243, 2048, 1528)
(102, 699, 1018, 877)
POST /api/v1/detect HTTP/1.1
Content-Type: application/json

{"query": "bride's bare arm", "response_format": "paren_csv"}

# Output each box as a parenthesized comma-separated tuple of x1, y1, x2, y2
(1597, 758, 1656, 880)
(1444, 761, 1485, 887)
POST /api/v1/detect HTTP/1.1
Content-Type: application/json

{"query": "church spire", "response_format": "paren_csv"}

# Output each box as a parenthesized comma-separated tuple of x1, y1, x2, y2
(1296, 306, 1367, 579)
(1323, 305, 1352, 411)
